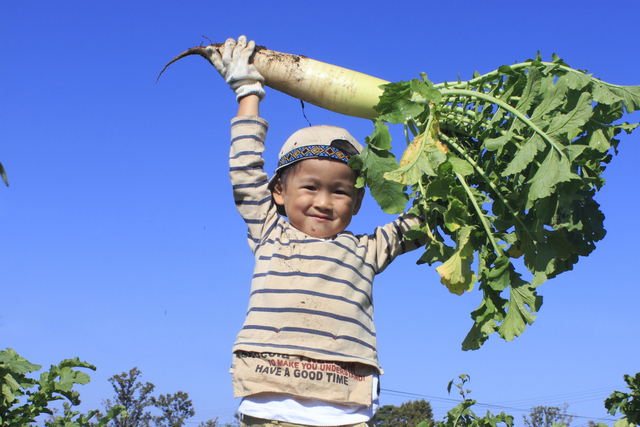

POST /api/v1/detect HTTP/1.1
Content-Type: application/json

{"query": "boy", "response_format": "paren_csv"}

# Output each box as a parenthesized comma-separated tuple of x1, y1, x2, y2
(214, 36, 423, 427)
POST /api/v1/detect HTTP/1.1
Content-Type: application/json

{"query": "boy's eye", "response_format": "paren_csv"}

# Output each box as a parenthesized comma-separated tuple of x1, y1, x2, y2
(303, 186, 316, 191)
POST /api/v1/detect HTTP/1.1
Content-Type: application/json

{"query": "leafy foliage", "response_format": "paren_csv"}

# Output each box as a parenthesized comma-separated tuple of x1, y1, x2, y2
(375, 399, 433, 427)
(523, 404, 573, 427)
(0, 348, 125, 427)
(354, 54, 640, 349)
(400, 373, 639, 427)
(103, 368, 155, 427)
(604, 373, 640, 427)
(197, 414, 240, 427)
(423, 375, 513, 427)
(103, 368, 195, 427)
(150, 392, 194, 427)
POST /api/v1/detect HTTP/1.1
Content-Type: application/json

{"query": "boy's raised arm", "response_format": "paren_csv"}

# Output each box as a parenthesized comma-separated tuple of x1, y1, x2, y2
(237, 94, 260, 117)
(207, 35, 264, 116)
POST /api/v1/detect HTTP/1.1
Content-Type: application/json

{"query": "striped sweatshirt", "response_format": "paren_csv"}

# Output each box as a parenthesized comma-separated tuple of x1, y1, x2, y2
(229, 116, 423, 372)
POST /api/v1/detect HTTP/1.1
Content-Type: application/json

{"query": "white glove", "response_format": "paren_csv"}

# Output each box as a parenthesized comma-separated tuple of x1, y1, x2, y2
(206, 36, 265, 102)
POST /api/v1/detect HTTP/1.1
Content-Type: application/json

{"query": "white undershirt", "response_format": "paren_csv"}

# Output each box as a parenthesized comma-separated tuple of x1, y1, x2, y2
(238, 374, 379, 426)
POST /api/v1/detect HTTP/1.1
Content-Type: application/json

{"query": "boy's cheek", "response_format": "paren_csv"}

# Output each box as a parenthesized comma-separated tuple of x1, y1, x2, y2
(352, 192, 364, 215)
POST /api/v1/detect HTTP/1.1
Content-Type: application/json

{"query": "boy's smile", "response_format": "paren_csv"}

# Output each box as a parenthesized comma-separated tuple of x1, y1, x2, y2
(272, 158, 364, 239)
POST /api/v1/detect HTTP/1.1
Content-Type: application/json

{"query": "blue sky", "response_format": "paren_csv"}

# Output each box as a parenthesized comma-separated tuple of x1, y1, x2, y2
(2, 0, 639, 425)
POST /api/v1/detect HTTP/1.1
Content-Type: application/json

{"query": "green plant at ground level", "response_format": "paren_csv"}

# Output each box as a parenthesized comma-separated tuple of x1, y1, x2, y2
(422, 373, 639, 427)
(353, 54, 640, 350)
(0, 348, 125, 427)
(605, 373, 640, 427)
(44, 401, 116, 427)
(424, 375, 513, 427)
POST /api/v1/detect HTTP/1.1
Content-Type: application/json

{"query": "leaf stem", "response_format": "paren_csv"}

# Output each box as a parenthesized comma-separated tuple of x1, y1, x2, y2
(439, 88, 568, 160)
(432, 60, 576, 91)
(440, 134, 537, 245)
(417, 178, 437, 243)
(455, 172, 503, 257)
(404, 124, 411, 145)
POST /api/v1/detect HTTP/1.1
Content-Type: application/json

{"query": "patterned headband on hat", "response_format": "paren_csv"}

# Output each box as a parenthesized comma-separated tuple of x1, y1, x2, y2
(277, 144, 354, 169)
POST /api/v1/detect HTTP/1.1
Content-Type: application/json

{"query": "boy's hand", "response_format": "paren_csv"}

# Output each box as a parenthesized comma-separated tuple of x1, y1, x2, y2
(207, 36, 265, 102)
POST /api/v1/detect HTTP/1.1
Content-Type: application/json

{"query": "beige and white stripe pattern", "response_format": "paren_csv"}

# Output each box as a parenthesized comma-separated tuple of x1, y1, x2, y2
(229, 116, 423, 371)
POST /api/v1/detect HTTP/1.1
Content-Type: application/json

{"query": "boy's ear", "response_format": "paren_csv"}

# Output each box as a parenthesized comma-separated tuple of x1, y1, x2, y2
(352, 188, 365, 215)
(272, 179, 285, 206)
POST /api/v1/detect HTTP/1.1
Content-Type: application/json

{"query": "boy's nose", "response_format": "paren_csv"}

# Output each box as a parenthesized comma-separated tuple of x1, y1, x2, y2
(314, 191, 332, 209)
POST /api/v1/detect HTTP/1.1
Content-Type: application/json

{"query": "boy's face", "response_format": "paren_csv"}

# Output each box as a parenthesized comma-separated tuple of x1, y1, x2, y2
(272, 158, 364, 239)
